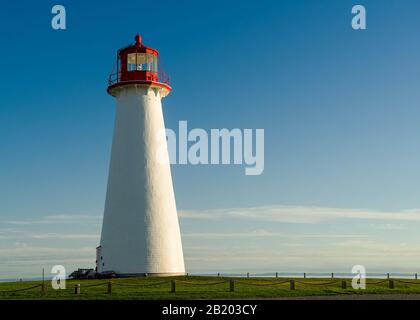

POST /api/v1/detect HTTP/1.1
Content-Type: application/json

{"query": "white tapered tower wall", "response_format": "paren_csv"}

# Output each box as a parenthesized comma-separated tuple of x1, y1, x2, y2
(99, 84, 185, 276)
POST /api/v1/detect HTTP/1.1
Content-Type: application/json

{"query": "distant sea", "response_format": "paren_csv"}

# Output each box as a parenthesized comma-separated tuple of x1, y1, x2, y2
(195, 272, 420, 279)
(2, 272, 419, 282)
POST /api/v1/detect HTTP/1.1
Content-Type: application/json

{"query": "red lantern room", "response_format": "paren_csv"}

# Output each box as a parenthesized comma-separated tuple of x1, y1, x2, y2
(107, 34, 171, 96)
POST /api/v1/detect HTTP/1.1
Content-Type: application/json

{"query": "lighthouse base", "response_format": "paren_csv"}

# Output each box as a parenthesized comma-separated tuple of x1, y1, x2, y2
(116, 272, 186, 278)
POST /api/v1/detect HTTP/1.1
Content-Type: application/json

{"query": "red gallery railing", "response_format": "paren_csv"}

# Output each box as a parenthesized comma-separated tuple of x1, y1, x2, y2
(108, 71, 170, 86)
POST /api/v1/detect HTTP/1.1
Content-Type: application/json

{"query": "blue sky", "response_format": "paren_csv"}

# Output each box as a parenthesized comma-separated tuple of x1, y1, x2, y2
(2, 0, 420, 278)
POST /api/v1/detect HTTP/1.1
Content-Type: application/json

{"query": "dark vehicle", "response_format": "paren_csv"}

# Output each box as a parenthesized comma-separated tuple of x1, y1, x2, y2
(68, 268, 97, 280)
(97, 271, 117, 279)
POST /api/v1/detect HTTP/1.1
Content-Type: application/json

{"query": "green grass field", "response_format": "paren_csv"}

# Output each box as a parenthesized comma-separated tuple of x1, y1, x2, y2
(1, 276, 420, 300)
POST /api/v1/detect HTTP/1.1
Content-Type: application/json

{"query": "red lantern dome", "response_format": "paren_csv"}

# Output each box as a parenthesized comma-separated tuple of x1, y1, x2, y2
(107, 34, 171, 96)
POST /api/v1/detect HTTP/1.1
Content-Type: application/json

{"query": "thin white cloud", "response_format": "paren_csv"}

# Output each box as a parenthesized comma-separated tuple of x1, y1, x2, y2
(0, 245, 94, 255)
(5, 214, 101, 225)
(368, 223, 406, 231)
(183, 229, 367, 240)
(180, 206, 420, 224)
(31, 233, 99, 240)
(0, 232, 99, 241)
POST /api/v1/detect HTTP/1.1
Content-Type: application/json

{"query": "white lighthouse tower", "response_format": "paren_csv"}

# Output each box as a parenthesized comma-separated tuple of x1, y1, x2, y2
(97, 35, 185, 276)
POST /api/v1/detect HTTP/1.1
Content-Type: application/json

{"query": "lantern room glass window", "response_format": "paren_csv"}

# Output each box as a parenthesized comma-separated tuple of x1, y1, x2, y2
(147, 53, 158, 73)
(127, 53, 158, 72)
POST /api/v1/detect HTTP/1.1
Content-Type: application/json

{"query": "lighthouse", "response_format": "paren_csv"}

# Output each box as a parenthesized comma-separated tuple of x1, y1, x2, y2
(97, 35, 185, 276)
